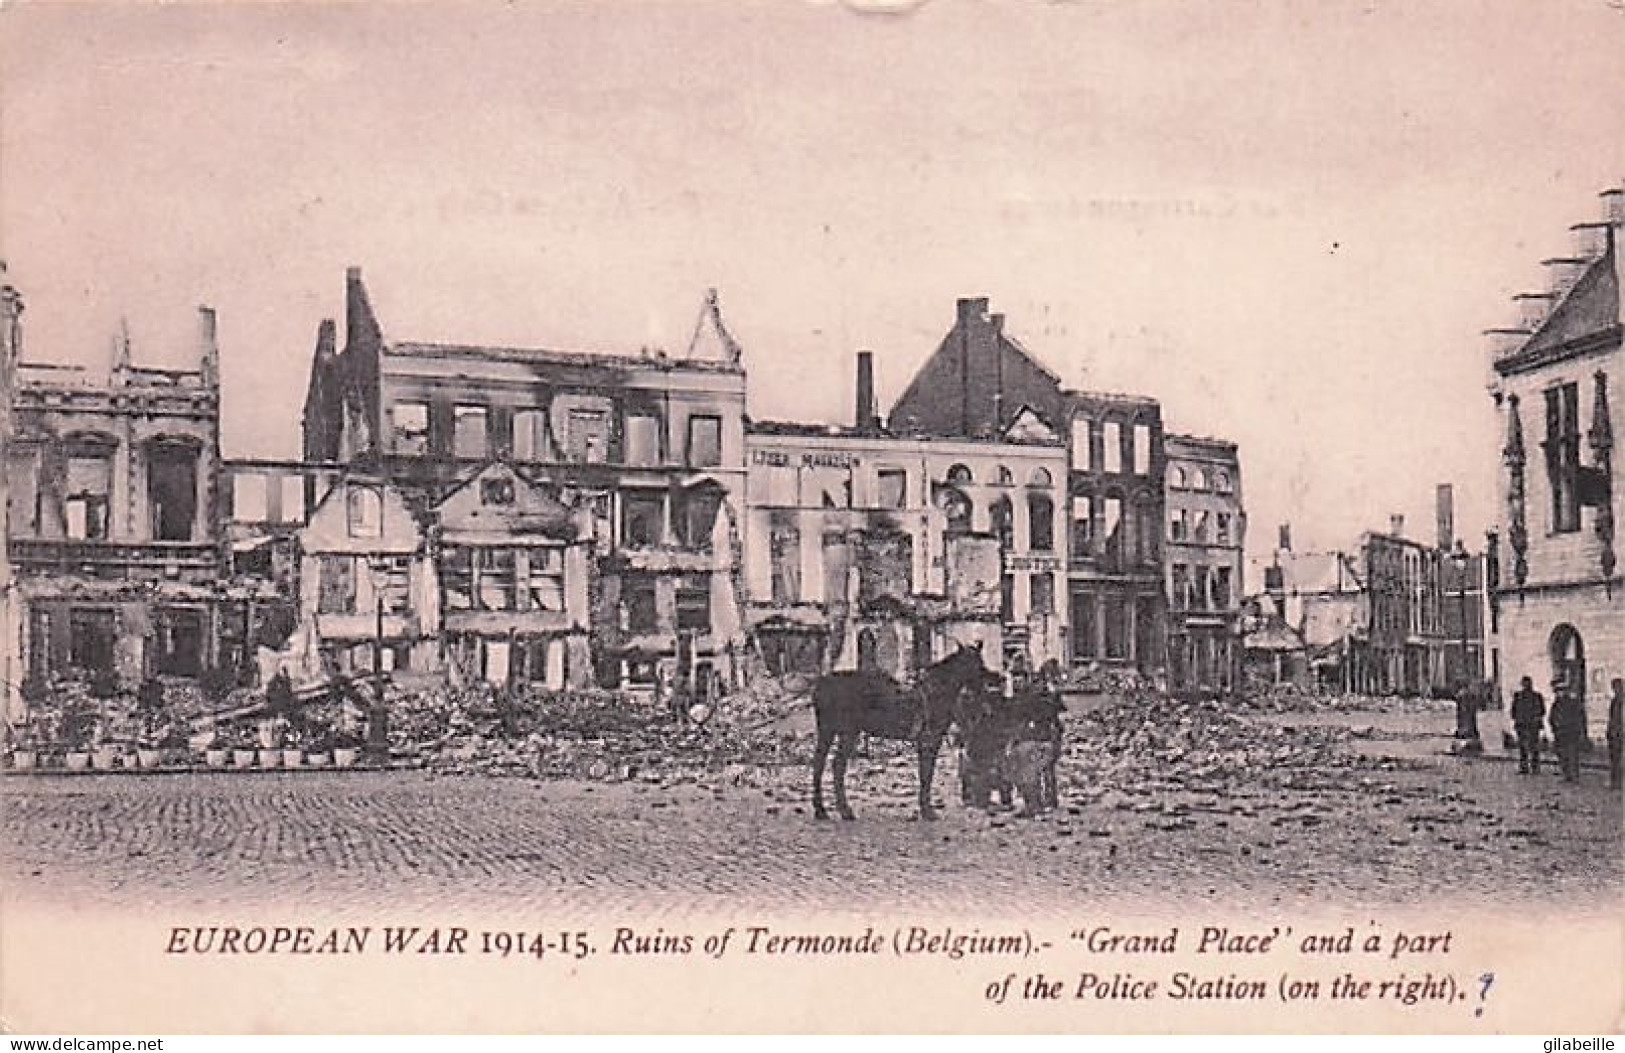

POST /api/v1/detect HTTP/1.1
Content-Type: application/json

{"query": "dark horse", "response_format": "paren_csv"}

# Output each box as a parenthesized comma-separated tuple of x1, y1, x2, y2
(810, 646, 997, 821)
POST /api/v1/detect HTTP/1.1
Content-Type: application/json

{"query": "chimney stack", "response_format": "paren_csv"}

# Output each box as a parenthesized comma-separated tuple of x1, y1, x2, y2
(1389, 513, 1405, 538)
(197, 305, 219, 385)
(1278, 523, 1292, 553)
(956, 297, 990, 324)
(0, 261, 22, 364)
(1601, 187, 1624, 226)
(1436, 483, 1455, 552)
(854, 350, 877, 434)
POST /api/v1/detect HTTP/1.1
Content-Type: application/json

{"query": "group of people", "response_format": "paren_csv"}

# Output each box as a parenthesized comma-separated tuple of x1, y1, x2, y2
(1509, 674, 1625, 789)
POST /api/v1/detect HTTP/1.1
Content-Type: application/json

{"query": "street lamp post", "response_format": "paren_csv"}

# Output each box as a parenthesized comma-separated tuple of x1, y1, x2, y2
(1451, 541, 1482, 753)
(366, 556, 390, 764)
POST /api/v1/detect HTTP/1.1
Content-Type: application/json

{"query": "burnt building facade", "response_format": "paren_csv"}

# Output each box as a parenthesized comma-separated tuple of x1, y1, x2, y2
(1487, 188, 1623, 737)
(888, 297, 1171, 673)
(298, 269, 747, 694)
(4, 284, 228, 691)
(1250, 516, 1464, 697)
(744, 352, 1068, 680)
(1163, 434, 1245, 694)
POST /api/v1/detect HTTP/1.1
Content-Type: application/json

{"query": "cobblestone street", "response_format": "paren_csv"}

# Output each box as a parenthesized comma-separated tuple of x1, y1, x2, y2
(2, 700, 1618, 919)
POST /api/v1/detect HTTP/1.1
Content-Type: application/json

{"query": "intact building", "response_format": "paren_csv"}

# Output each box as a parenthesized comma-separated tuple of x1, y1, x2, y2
(888, 297, 1171, 673)
(1486, 187, 1623, 737)
(1163, 434, 1245, 694)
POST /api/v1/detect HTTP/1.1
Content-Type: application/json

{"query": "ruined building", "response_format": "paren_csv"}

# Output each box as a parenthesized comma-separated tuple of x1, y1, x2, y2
(4, 275, 227, 691)
(1164, 434, 1246, 694)
(1486, 187, 1623, 735)
(1248, 511, 1475, 697)
(294, 269, 747, 695)
(888, 297, 1172, 673)
(744, 352, 1067, 681)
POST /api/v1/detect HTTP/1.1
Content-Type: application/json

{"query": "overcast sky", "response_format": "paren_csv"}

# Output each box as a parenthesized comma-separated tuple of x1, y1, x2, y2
(3, 0, 1623, 561)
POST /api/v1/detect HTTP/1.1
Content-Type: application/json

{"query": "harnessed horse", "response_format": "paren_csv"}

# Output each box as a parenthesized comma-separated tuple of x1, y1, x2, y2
(809, 645, 996, 821)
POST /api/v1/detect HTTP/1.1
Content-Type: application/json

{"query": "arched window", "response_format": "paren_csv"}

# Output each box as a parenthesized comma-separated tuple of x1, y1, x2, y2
(1027, 492, 1054, 552)
(990, 495, 1014, 549)
(1171, 465, 1187, 489)
(1029, 467, 1053, 489)
(1191, 467, 1208, 492)
(347, 485, 384, 539)
(1215, 469, 1232, 494)
(945, 464, 973, 485)
(994, 465, 1014, 486)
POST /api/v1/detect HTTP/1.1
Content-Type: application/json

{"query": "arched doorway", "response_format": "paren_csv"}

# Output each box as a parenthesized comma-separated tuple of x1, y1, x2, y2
(1548, 624, 1586, 702)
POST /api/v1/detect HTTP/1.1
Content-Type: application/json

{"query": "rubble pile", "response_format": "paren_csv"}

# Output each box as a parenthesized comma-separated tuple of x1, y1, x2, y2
(1060, 693, 1408, 798)
(408, 677, 833, 781)
(1233, 683, 1452, 717)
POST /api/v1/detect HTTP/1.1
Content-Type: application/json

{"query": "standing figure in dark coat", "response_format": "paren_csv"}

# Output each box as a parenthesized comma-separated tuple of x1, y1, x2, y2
(1606, 678, 1623, 792)
(1548, 681, 1586, 784)
(1510, 676, 1546, 775)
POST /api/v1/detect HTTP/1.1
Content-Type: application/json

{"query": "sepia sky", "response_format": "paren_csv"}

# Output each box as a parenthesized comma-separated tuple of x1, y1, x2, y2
(3, 0, 1623, 562)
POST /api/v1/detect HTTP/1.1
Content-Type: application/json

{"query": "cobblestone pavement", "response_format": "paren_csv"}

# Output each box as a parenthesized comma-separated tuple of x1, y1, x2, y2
(1, 706, 1619, 918)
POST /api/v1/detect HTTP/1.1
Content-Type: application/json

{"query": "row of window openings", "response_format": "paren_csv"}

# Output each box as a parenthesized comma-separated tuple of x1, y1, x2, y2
(1000, 574, 1056, 621)
(752, 465, 1050, 513)
(391, 403, 724, 469)
(315, 550, 567, 616)
(1168, 509, 1234, 545)
(1169, 565, 1235, 611)
(1070, 594, 1157, 661)
(1069, 496, 1158, 563)
(10, 446, 199, 542)
(338, 482, 722, 551)
(1169, 465, 1234, 494)
(312, 549, 714, 635)
(1070, 420, 1153, 475)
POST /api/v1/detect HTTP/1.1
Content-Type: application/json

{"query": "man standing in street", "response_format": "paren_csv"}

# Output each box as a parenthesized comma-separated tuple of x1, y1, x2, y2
(1511, 675, 1546, 775)
(1607, 678, 1623, 792)
(1548, 679, 1585, 784)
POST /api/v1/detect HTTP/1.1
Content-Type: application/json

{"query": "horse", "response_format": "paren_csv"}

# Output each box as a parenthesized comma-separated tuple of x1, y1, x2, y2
(810, 645, 997, 821)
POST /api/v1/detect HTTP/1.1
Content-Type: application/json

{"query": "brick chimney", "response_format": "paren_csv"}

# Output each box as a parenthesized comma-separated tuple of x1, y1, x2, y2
(1436, 483, 1455, 552)
(1389, 513, 1405, 538)
(854, 350, 877, 434)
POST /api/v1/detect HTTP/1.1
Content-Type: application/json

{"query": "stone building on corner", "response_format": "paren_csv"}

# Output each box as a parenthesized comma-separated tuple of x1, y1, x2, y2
(1486, 187, 1623, 737)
